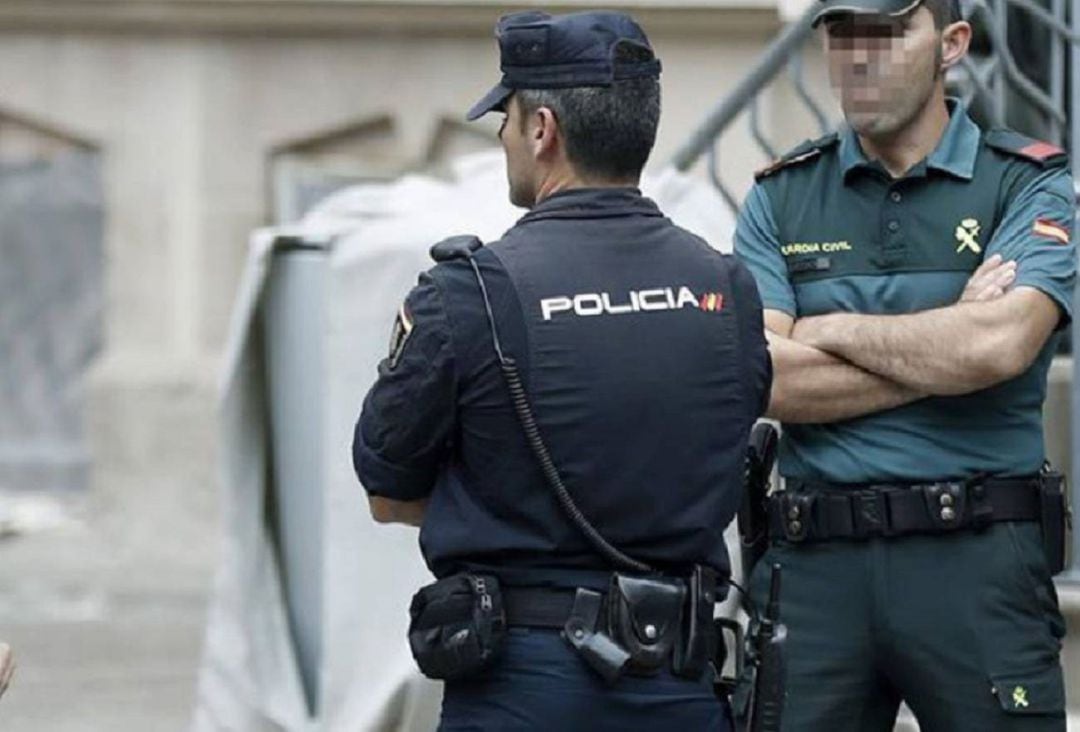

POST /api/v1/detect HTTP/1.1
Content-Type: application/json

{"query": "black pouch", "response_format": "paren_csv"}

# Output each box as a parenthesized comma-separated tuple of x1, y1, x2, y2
(407, 574, 506, 681)
(607, 573, 686, 676)
(1038, 469, 1070, 575)
(672, 565, 720, 679)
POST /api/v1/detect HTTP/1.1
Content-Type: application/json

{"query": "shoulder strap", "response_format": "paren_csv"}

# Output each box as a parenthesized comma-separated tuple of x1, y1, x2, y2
(755, 132, 839, 181)
(984, 129, 1068, 168)
(430, 235, 483, 262)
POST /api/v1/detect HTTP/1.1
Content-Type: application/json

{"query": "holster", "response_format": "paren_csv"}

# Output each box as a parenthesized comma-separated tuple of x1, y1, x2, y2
(407, 574, 506, 681)
(672, 565, 721, 680)
(1038, 468, 1071, 575)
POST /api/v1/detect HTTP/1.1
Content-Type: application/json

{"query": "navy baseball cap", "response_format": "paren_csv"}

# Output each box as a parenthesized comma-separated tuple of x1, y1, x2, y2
(812, 0, 959, 26)
(466, 10, 661, 121)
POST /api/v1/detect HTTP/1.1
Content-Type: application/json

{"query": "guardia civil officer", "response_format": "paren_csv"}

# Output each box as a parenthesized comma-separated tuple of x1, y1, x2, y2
(353, 10, 771, 731)
(734, 0, 1074, 729)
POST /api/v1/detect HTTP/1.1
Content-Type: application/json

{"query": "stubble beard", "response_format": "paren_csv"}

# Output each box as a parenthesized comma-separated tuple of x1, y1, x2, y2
(508, 174, 536, 209)
(845, 43, 943, 141)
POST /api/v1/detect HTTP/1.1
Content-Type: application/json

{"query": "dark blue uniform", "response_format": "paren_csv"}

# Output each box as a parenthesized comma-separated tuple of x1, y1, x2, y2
(354, 187, 771, 730)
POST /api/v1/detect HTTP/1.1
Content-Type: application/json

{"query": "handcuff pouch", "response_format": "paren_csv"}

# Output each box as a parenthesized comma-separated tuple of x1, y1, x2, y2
(607, 573, 686, 676)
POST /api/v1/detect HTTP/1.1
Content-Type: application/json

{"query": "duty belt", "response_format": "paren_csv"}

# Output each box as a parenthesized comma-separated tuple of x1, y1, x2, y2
(768, 477, 1041, 543)
(503, 586, 600, 628)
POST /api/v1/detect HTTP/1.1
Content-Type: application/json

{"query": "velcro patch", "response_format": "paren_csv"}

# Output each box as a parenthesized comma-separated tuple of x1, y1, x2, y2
(1019, 141, 1065, 162)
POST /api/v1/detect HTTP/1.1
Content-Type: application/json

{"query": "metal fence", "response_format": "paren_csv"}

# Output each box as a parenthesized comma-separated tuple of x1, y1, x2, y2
(672, 0, 1080, 203)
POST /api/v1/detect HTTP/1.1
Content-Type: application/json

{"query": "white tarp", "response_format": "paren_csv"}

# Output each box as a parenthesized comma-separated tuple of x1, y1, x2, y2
(194, 151, 737, 732)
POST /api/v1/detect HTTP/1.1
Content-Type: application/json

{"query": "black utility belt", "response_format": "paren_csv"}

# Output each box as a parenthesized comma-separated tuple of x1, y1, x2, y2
(407, 566, 724, 685)
(768, 477, 1043, 543)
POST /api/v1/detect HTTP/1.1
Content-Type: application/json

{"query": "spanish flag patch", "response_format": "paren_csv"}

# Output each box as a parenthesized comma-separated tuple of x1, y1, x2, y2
(1033, 218, 1071, 245)
(387, 303, 414, 369)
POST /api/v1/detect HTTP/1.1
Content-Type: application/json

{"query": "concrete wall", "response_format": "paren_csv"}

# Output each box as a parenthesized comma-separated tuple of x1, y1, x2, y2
(0, 0, 838, 565)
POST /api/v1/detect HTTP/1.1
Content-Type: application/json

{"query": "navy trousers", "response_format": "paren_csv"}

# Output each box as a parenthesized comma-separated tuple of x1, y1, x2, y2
(439, 627, 731, 731)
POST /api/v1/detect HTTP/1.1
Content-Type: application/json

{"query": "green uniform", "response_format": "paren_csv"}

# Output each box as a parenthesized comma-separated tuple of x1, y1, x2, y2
(734, 101, 1073, 730)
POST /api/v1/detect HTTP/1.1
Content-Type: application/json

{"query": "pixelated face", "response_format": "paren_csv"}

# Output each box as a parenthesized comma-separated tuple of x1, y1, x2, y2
(825, 5, 942, 137)
(498, 95, 538, 208)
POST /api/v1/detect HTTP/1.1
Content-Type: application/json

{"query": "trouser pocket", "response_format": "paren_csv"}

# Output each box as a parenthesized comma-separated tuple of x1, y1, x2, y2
(990, 665, 1065, 717)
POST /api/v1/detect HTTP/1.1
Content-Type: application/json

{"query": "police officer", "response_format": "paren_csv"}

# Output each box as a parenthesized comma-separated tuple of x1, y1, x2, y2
(734, 0, 1074, 729)
(353, 10, 771, 731)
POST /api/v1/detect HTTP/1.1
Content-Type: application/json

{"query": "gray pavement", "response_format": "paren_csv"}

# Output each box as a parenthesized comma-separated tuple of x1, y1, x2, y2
(0, 492, 218, 731)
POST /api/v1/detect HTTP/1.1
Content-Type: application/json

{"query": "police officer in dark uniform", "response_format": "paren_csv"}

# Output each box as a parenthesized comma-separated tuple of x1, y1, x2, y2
(353, 10, 771, 731)
(734, 0, 1074, 729)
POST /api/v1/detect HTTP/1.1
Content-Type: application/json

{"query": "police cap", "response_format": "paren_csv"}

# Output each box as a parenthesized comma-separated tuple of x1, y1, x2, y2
(812, 0, 961, 27)
(466, 10, 661, 121)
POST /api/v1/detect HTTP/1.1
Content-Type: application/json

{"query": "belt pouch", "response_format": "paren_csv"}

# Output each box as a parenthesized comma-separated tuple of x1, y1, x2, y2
(1039, 471, 1070, 575)
(407, 574, 506, 681)
(672, 565, 720, 679)
(607, 573, 686, 676)
(563, 588, 631, 685)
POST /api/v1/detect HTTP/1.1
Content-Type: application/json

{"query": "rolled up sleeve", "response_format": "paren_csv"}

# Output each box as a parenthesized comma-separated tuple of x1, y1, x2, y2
(353, 273, 457, 501)
(985, 166, 1076, 326)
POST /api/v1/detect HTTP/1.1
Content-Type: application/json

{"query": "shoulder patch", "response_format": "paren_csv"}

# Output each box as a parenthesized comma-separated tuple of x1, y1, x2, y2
(387, 302, 414, 369)
(430, 235, 483, 262)
(984, 129, 1067, 167)
(755, 133, 839, 181)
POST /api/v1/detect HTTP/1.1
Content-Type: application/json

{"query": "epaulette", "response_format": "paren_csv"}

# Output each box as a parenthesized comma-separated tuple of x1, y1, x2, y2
(755, 133, 839, 181)
(430, 235, 483, 262)
(984, 129, 1068, 168)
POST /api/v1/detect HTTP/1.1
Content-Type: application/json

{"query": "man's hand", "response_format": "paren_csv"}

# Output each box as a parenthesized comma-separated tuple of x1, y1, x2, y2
(368, 495, 429, 527)
(0, 642, 14, 699)
(959, 254, 1016, 303)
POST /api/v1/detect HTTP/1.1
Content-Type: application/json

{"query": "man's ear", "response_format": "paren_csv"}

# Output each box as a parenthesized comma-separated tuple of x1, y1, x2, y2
(531, 106, 561, 160)
(940, 20, 972, 71)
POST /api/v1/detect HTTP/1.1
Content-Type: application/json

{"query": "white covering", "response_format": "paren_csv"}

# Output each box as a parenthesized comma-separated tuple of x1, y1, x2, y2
(194, 151, 737, 731)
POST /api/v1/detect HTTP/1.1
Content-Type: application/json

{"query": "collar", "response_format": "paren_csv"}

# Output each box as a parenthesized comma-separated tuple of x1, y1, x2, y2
(518, 186, 664, 224)
(839, 98, 980, 182)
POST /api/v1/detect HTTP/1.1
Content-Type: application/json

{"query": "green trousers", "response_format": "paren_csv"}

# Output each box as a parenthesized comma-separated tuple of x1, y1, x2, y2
(735, 522, 1066, 731)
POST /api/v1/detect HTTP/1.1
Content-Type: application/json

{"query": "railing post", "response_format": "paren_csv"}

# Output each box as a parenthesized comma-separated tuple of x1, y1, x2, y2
(669, 2, 818, 172)
(262, 234, 330, 715)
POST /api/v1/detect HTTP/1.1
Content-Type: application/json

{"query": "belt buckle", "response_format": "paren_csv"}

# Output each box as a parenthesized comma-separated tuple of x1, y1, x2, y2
(923, 482, 966, 531)
(852, 490, 890, 539)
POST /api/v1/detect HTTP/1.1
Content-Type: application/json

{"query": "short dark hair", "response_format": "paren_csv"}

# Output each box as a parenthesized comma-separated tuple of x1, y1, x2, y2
(516, 41, 661, 181)
(922, 0, 962, 29)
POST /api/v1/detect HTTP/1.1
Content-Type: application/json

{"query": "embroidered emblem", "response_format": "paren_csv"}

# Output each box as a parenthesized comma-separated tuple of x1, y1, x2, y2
(1012, 685, 1029, 709)
(955, 218, 982, 254)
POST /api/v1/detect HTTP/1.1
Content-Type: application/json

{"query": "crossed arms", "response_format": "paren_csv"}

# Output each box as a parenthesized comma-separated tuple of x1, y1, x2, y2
(765, 256, 1062, 423)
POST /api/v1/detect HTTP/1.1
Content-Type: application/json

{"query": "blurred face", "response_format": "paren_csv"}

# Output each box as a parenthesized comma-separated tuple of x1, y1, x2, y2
(498, 95, 538, 208)
(824, 6, 943, 138)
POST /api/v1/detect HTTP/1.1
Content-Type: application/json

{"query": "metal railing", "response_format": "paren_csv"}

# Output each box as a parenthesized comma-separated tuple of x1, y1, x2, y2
(671, 0, 1080, 577)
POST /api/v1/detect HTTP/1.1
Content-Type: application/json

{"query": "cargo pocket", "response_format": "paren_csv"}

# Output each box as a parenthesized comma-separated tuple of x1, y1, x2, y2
(990, 664, 1065, 716)
(1004, 523, 1067, 643)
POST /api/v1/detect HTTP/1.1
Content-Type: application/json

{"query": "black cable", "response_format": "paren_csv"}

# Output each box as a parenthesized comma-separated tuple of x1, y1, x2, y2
(468, 258, 654, 574)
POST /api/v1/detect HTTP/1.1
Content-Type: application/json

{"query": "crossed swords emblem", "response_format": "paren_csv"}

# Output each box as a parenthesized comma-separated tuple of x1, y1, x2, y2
(955, 218, 982, 254)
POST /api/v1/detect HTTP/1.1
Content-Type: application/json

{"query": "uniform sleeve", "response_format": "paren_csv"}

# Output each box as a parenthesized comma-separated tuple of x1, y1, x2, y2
(984, 166, 1076, 325)
(352, 273, 457, 501)
(733, 183, 796, 316)
(730, 257, 774, 418)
